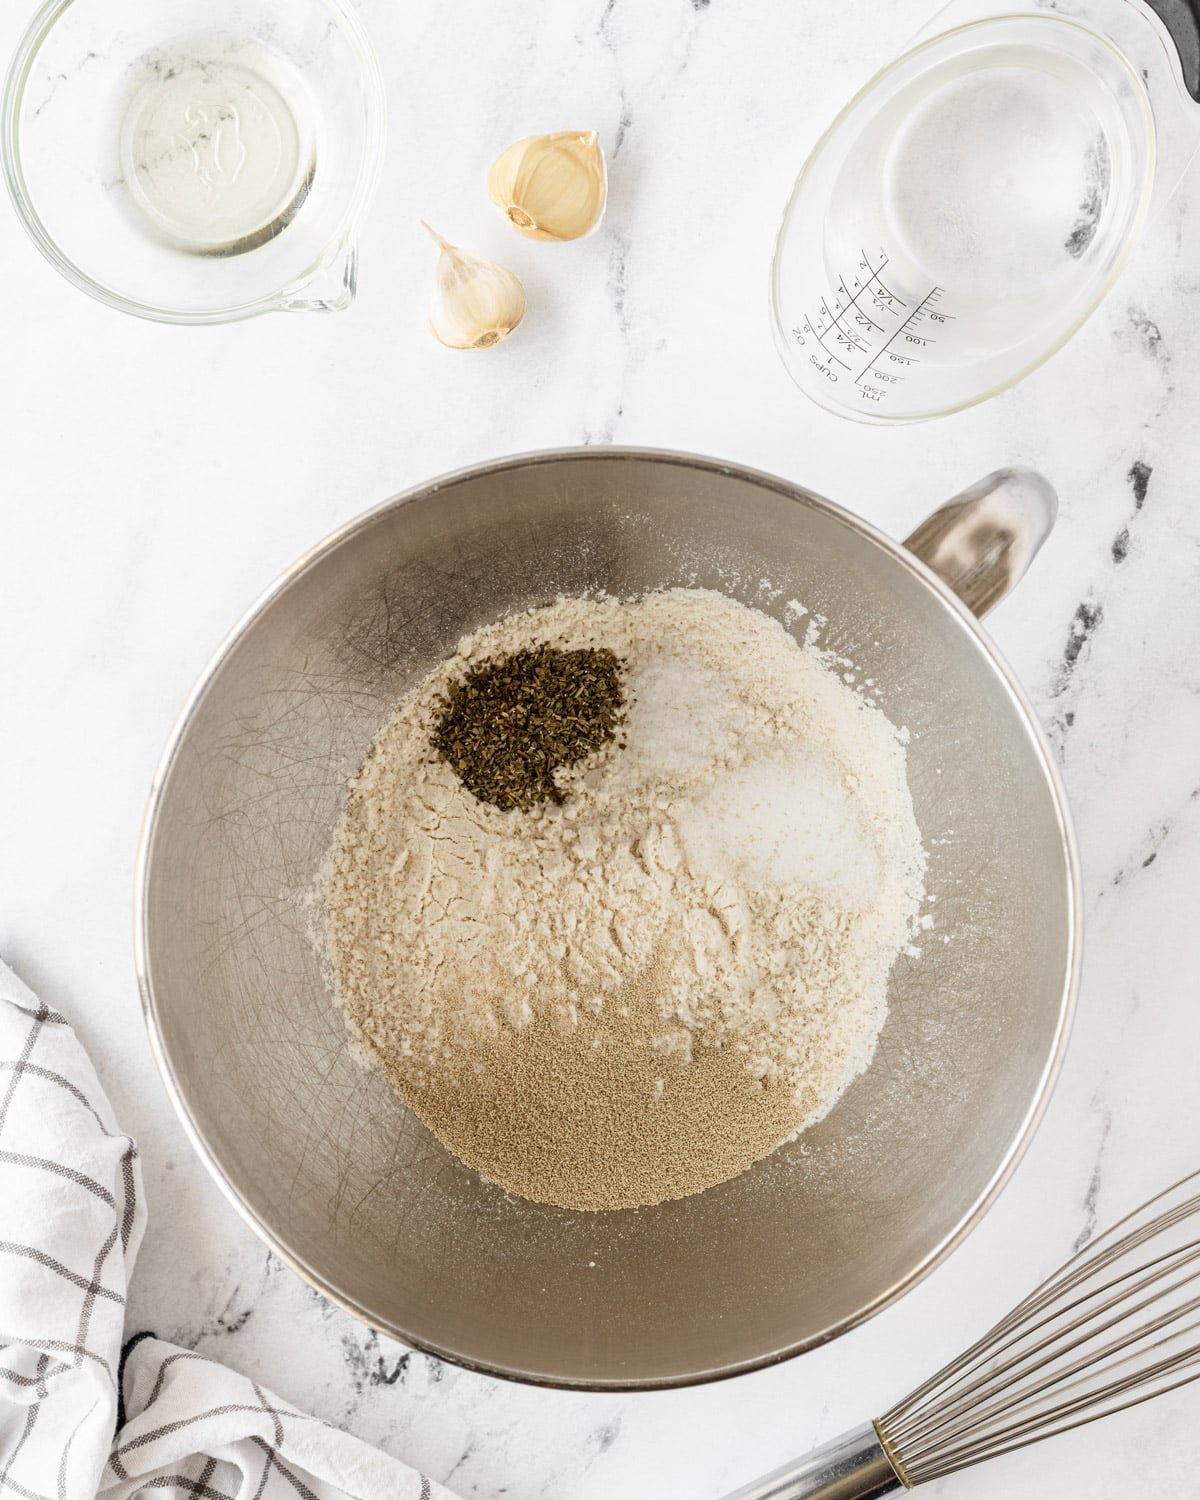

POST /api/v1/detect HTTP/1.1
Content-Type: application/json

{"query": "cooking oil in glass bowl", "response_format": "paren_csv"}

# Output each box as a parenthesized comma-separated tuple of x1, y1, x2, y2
(2, 0, 384, 321)
(119, 39, 316, 256)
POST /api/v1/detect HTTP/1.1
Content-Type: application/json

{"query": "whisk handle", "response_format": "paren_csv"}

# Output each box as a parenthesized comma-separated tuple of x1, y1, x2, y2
(719, 1422, 905, 1500)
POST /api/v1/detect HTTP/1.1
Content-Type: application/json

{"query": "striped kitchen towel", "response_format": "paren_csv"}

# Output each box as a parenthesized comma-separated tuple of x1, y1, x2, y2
(0, 961, 455, 1500)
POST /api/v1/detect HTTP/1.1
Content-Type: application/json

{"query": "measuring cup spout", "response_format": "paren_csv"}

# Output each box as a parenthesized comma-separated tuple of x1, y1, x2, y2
(903, 469, 1057, 619)
(279, 241, 359, 314)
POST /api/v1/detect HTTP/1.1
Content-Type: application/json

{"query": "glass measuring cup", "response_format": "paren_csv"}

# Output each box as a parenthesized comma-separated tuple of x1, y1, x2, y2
(2, 0, 385, 322)
(772, 0, 1200, 422)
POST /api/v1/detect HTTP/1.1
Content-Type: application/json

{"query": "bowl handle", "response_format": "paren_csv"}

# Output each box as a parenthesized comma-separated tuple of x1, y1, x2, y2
(902, 468, 1057, 620)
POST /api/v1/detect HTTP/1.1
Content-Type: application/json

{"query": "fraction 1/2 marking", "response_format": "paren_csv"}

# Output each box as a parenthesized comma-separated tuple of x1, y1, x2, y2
(790, 249, 955, 403)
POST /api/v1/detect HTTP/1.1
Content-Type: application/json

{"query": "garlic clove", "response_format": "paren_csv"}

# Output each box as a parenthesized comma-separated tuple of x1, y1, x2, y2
(422, 221, 526, 350)
(487, 130, 607, 243)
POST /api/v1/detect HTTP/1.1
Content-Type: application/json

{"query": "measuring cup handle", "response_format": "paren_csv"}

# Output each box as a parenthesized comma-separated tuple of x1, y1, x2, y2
(902, 468, 1057, 619)
(1145, 0, 1200, 101)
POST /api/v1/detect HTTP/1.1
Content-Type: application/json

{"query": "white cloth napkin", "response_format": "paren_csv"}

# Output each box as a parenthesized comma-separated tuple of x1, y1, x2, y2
(0, 960, 456, 1500)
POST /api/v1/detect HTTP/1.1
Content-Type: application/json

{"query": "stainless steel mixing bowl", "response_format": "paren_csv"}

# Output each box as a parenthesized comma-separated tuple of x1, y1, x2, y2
(136, 450, 1080, 1389)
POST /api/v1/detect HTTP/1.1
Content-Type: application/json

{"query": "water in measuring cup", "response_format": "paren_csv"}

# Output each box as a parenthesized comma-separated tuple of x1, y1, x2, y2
(119, 40, 316, 255)
(841, 52, 1117, 348)
(793, 36, 1134, 413)
(881, 54, 1112, 321)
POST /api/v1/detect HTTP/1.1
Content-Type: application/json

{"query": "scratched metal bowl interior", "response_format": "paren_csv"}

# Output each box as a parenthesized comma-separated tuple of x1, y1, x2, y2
(137, 451, 1076, 1388)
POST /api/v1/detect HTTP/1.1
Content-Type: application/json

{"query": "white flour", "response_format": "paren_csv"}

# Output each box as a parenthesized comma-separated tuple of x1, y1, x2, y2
(325, 588, 926, 1160)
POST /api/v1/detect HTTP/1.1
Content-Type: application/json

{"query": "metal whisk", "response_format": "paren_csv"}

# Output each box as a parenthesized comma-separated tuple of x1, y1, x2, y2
(722, 1169, 1200, 1498)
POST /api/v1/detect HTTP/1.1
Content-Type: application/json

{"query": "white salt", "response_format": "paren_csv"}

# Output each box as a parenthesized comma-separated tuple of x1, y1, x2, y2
(676, 749, 883, 909)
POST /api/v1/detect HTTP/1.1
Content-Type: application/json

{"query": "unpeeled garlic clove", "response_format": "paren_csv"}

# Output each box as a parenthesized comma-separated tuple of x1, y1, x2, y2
(422, 221, 526, 350)
(487, 130, 607, 242)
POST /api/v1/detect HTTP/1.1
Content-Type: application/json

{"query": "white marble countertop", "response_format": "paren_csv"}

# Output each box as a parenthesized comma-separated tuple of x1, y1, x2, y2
(3, 1, 1200, 1495)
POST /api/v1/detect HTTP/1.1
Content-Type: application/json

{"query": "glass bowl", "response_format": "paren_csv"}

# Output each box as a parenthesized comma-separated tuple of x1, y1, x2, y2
(2, 0, 385, 322)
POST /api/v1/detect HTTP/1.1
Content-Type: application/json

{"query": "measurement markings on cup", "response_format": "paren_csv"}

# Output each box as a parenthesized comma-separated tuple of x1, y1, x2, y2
(857, 283, 953, 391)
(789, 250, 955, 406)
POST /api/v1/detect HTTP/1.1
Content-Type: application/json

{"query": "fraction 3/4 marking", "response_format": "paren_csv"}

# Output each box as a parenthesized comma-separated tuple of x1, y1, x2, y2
(796, 249, 911, 376)
(792, 251, 955, 405)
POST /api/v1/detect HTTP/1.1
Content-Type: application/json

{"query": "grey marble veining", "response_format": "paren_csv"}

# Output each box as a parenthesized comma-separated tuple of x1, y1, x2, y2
(2, 1, 1200, 1496)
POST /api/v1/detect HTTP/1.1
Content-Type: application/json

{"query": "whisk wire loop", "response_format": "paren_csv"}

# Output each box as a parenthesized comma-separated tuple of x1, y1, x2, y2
(892, 1252, 1200, 1457)
(902, 1331, 1200, 1479)
(891, 1196, 1200, 1432)
(878, 1169, 1200, 1487)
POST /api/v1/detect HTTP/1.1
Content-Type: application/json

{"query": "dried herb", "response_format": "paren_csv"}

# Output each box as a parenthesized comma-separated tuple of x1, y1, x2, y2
(432, 643, 625, 810)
